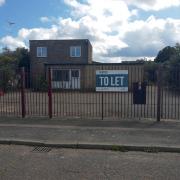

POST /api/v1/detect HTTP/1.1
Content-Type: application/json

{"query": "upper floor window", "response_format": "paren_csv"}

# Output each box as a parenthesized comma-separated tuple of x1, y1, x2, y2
(70, 46, 81, 57)
(37, 47, 47, 57)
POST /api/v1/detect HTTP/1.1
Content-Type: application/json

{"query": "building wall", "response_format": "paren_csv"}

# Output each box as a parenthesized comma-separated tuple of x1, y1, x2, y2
(87, 41, 93, 64)
(82, 64, 144, 91)
(30, 39, 92, 77)
(29, 39, 144, 91)
(46, 64, 144, 91)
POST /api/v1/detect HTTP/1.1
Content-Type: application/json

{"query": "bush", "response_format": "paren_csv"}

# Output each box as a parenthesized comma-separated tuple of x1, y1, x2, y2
(0, 68, 15, 92)
(34, 75, 48, 91)
(144, 62, 157, 84)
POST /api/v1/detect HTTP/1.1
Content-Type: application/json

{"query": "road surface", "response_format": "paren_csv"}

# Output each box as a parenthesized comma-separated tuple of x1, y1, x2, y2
(0, 145, 179, 180)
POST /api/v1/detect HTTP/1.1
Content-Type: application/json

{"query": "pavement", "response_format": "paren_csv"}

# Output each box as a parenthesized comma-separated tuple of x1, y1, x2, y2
(0, 116, 180, 152)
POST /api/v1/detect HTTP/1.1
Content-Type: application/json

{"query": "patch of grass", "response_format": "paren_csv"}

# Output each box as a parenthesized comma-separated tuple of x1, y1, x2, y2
(0, 168, 7, 176)
(111, 145, 128, 152)
(143, 147, 159, 153)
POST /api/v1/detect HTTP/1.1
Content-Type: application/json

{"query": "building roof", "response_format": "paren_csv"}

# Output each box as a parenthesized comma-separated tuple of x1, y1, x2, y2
(44, 62, 145, 66)
(29, 39, 91, 43)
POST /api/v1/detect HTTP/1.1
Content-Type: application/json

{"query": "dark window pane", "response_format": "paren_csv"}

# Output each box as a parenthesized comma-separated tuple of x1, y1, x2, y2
(71, 70, 79, 77)
(52, 70, 69, 81)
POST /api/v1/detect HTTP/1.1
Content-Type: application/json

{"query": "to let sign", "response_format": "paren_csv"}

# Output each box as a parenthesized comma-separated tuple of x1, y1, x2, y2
(96, 70, 128, 92)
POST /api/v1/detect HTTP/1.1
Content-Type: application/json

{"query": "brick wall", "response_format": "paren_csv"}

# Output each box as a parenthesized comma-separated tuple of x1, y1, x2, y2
(30, 39, 92, 77)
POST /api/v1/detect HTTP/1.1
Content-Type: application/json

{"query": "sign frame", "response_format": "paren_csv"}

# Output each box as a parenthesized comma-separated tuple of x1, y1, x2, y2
(96, 70, 128, 92)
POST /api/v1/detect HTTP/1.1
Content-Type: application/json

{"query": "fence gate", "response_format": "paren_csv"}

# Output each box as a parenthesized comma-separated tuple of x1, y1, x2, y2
(50, 64, 158, 120)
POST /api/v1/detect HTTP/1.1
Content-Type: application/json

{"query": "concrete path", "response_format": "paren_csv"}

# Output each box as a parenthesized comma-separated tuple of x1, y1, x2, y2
(0, 117, 180, 152)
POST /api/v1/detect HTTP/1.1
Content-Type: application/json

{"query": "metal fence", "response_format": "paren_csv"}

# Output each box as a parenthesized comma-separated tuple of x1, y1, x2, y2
(160, 65, 180, 120)
(0, 64, 180, 121)
(0, 68, 21, 116)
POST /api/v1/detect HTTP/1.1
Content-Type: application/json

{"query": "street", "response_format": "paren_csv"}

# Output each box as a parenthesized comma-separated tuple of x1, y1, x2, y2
(0, 145, 180, 180)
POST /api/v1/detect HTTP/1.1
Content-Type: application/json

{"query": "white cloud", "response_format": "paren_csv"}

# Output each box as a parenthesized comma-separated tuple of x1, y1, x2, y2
(0, 0, 180, 62)
(0, 0, 5, 6)
(62, 0, 135, 57)
(104, 16, 180, 58)
(18, 27, 59, 40)
(125, 0, 180, 11)
(40, 17, 51, 23)
(0, 36, 26, 50)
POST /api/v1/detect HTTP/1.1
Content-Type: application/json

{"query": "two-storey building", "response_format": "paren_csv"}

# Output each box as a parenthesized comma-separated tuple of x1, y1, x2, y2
(30, 39, 144, 91)
(30, 39, 92, 89)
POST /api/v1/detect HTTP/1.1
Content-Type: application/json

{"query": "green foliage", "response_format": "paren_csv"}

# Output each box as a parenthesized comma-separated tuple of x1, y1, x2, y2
(111, 145, 127, 152)
(153, 43, 180, 89)
(154, 43, 180, 64)
(0, 47, 30, 90)
(15, 47, 30, 71)
(0, 68, 16, 92)
(0, 47, 30, 71)
(143, 147, 159, 153)
(154, 46, 177, 63)
(0, 54, 17, 68)
(162, 61, 180, 89)
(144, 61, 157, 83)
(35, 75, 48, 91)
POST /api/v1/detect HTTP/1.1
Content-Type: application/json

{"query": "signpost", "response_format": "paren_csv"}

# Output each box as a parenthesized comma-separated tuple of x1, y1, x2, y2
(96, 70, 128, 92)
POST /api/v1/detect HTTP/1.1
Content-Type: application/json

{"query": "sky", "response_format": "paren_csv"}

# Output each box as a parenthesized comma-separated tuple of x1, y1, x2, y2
(0, 0, 180, 62)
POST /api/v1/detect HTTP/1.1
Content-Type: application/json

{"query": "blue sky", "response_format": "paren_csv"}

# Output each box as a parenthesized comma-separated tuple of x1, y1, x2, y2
(0, 0, 68, 36)
(0, 0, 180, 62)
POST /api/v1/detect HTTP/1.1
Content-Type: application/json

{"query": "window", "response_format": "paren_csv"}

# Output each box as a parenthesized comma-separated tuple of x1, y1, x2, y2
(37, 47, 47, 57)
(71, 70, 79, 78)
(52, 70, 69, 81)
(70, 46, 81, 57)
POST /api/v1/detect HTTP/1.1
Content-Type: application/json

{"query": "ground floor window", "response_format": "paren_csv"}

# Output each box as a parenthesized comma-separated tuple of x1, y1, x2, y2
(51, 68, 80, 89)
(71, 70, 79, 78)
(52, 70, 69, 81)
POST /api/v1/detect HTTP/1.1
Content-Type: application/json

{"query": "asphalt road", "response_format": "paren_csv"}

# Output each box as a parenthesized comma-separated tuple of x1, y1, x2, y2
(0, 145, 180, 180)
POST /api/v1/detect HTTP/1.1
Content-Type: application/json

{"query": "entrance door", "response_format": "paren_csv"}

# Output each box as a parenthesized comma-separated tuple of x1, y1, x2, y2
(71, 69, 80, 89)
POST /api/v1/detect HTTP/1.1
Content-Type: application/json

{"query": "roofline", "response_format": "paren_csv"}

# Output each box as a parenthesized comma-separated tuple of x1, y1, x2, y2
(29, 39, 90, 42)
(44, 62, 144, 66)
(29, 39, 92, 46)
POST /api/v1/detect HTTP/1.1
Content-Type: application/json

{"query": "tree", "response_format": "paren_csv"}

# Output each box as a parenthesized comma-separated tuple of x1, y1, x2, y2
(15, 47, 30, 72)
(0, 55, 16, 91)
(144, 61, 157, 83)
(0, 47, 30, 90)
(0, 47, 30, 71)
(154, 43, 180, 89)
(144, 43, 180, 86)
(154, 46, 177, 63)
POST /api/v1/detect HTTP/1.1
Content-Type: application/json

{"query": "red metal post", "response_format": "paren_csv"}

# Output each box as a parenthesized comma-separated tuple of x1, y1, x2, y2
(48, 68, 53, 118)
(21, 67, 26, 118)
(157, 65, 162, 122)
(101, 65, 104, 120)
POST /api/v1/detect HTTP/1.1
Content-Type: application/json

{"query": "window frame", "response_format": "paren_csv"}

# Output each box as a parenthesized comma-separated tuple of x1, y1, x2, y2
(37, 47, 47, 57)
(71, 69, 80, 78)
(70, 46, 81, 57)
(52, 69, 70, 82)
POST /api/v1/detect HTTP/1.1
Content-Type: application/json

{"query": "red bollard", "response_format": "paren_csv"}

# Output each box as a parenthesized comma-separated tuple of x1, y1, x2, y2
(48, 68, 52, 118)
(0, 89, 4, 96)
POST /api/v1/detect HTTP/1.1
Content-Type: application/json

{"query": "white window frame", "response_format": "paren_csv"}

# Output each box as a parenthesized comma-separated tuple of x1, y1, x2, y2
(37, 47, 47, 57)
(70, 46, 81, 57)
